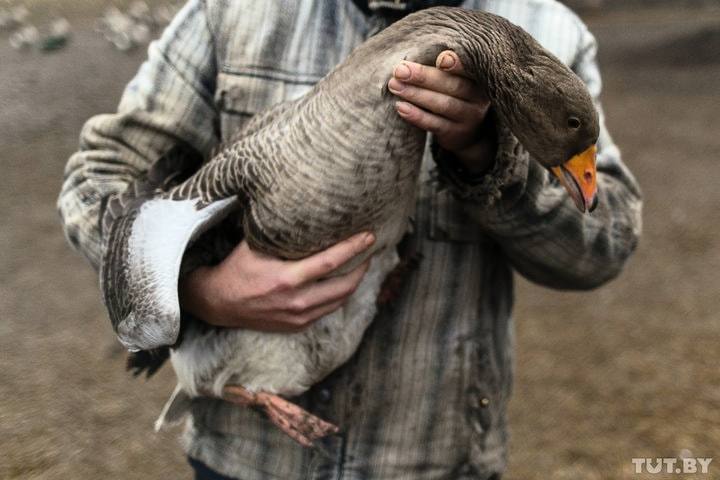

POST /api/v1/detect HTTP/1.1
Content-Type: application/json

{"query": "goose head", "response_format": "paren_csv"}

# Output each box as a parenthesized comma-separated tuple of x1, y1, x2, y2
(514, 50, 600, 212)
(499, 51, 601, 213)
(438, 7, 601, 213)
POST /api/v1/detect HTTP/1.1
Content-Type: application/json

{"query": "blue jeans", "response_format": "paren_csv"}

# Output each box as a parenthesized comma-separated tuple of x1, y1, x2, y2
(188, 457, 238, 480)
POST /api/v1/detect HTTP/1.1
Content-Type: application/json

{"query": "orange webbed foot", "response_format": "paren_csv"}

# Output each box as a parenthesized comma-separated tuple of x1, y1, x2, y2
(222, 385, 339, 447)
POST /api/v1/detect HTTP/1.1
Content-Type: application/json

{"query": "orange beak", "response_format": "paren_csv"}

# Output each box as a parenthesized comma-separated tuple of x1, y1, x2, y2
(551, 145, 598, 213)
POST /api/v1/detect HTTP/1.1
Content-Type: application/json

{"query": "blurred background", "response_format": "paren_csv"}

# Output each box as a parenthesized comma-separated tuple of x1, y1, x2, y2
(1, 0, 718, 478)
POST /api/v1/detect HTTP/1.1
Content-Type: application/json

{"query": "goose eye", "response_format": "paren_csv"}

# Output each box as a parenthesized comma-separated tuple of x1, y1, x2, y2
(568, 117, 581, 129)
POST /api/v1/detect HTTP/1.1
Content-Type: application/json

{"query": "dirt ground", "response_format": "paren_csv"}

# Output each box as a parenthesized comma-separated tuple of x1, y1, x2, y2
(1, 4, 718, 480)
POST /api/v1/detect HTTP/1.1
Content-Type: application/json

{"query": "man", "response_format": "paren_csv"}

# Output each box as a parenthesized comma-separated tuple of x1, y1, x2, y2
(58, 0, 642, 478)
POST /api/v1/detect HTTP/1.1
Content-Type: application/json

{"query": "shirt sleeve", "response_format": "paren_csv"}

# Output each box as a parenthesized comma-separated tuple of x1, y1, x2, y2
(437, 24, 643, 290)
(57, 0, 219, 269)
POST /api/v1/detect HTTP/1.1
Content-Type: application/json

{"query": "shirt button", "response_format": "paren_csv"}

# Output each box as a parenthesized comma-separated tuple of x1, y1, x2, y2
(480, 397, 490, 408)
(318, 388, 332, 403)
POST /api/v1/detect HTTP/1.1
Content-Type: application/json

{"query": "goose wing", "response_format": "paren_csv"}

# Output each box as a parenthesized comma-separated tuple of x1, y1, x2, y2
(100, 141, 262, 351)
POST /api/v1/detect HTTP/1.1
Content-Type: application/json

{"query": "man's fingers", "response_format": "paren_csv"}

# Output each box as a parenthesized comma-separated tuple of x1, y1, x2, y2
(284, 299, 346, 331)
(270, 259, 370, 332)
(392, 59, 479, 102)
(289, 232, 375, 285)
(387, 79, 487, 122)
(288, 259, 370, 312)
(435, 50, 465, 76)
(261, 298, 345, 333)
(396, 100, 473, 146)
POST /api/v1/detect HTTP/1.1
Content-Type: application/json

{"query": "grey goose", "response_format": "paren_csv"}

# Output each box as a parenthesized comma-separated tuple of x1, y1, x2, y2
(100, 7, 600, 447)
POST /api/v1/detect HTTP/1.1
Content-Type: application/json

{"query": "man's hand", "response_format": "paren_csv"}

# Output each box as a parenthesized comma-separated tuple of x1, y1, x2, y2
(388, 50, 496, 174)
(180, 232, 375, 332)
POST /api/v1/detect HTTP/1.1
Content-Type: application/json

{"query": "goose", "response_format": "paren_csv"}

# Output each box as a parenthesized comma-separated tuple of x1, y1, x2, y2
(100, 6, 600, 447)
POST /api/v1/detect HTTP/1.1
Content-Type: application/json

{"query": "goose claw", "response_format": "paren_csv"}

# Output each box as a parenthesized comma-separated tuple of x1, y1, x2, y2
(222, 385, 339, 448)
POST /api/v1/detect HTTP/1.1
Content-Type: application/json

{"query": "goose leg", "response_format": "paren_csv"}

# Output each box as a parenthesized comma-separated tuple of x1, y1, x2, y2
(222, 385, 339, 447)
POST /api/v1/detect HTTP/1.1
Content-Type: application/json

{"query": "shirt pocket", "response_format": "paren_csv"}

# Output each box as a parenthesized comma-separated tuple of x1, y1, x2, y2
(214, 71, 315, 141)
(425, 178, 488, 244)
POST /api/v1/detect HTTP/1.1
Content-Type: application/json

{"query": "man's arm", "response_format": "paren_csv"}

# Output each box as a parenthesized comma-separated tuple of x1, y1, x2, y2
(463, 27, 642, 290)
(57, 0, 219, 269)
(390, 29, 641, 290)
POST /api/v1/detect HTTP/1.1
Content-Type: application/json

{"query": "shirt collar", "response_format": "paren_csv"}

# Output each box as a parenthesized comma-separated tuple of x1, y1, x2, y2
(352, 0, 465, 16)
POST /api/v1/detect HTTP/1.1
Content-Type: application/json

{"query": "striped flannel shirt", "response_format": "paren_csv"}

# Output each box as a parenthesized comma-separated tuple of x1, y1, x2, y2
(57, 0, 642, 478)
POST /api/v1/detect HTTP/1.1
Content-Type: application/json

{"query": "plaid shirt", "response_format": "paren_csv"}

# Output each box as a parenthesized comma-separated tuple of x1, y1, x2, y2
(58, 0, 642, 478)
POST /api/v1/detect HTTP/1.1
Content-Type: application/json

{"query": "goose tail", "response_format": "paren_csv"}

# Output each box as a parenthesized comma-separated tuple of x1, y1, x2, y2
(155, 384, 193, 431)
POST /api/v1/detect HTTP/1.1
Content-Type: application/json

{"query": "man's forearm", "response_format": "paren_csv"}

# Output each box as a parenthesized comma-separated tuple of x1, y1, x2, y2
(445, 127, 642, 290)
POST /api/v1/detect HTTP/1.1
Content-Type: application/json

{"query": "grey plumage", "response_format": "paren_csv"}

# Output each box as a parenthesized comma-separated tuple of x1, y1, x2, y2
(100, 7, 599, 443)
